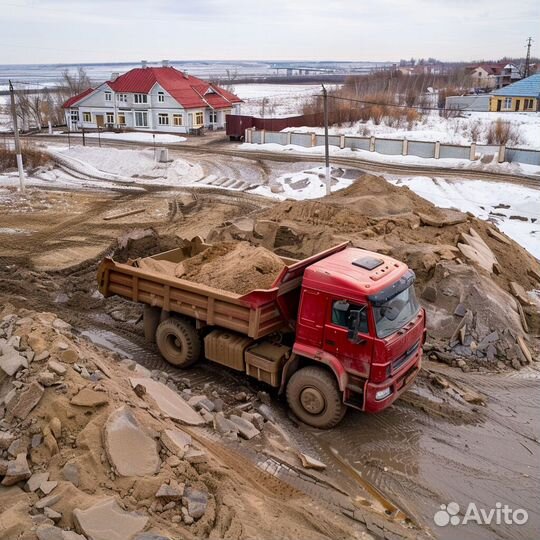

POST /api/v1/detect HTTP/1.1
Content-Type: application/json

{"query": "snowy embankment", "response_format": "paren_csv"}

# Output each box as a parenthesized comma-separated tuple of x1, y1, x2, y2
(386, 176, 540, 258)
(284, 111, 540, 150)
(239, 142, 540, 177)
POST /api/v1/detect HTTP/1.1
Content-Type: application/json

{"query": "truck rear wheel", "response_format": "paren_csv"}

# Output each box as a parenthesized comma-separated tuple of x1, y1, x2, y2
(155, 318, 201, 368)
(286, 366, 346, 429)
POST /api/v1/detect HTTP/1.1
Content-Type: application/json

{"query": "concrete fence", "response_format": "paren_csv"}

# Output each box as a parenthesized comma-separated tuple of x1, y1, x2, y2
(245, 128, 540, 166)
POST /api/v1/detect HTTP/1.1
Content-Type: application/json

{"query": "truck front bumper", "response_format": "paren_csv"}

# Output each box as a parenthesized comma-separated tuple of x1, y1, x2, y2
(363, 351, 422, 413)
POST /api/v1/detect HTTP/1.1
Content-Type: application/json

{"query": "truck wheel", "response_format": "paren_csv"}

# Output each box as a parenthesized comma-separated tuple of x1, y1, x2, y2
(286, 366, 346, 429)
(155, 318, 201, 368)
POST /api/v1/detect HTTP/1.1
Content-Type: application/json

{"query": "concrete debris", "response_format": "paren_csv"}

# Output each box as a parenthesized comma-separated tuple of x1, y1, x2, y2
(129, 378, 204, 426)
(48, 360, 67, 376)
(61, 462, 80, 487)
(182, 487, 208, 519)
(213, 412, 239, 435)
(517, 336, 533, 364)
(256, 404, 276, 423)
(25, 471, 49, 492)
(184, 448, 207, 465)
(0, 431, 16, 450)
(6, 381, 44, 420)
(229, 414, 260, 440)
(1, 453, 31, 486)
(457, 228, 498, 273)
(0, 345, 28, 377)
(104, 406, 160, 477)
(70, 388, 109, 407)
(35, 493, 62, 509)
(43, 507, 62, 522)
(40, 480, 58, 495)
(160, 428, 192, 457)
(509, 282, 532, 306)
(155, 482, 184, 500)
(73, 497, 148, 540)
(299, 453, 327, 471)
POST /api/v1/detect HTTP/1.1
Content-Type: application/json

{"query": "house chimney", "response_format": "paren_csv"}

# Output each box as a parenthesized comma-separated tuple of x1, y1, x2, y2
(183, 70, 189, 79)
(162, 59, 169, 67)
(141, 60, 148, 68)
(111, 72, 119, 81)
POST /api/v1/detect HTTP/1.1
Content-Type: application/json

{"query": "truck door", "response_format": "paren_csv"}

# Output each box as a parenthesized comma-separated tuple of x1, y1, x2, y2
(296, 289, 327, 348)
(324, 300, 372, 377)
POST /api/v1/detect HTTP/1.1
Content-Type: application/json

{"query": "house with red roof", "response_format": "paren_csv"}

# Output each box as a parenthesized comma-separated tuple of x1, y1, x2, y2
(63, 62, 242, 133)
(466, 63, 521, 89)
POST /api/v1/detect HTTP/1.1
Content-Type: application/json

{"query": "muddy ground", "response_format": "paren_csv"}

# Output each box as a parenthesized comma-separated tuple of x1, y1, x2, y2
(1, 162, 539, 540)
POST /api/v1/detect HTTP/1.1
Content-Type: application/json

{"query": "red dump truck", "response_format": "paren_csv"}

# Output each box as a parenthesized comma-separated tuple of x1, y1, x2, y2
(97, 241, 425, 428)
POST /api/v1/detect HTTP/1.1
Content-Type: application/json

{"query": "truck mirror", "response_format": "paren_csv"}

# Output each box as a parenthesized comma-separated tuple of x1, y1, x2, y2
(334, 300, 350, 312)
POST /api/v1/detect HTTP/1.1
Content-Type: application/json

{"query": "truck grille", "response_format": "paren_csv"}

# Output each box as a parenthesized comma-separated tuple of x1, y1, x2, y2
(391, 340, 420, 375)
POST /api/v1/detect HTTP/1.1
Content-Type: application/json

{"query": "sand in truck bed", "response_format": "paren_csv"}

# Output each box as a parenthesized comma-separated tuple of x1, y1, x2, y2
(138, 242, 286, 295)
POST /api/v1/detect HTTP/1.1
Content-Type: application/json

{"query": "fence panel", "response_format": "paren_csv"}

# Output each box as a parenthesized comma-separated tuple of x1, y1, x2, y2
(315, 134, 341, 147)
(475, 144, 500, 155)
(251, 130, 263, 144)
(374, 138, 402, 155)
(407, 141, 436, 159)
(265, 131, 289, 145)
(345, 136, 370, 151)
(290, 132, 313, 147)
(439, 144, 471, 160)
(506, 148, 540, 166)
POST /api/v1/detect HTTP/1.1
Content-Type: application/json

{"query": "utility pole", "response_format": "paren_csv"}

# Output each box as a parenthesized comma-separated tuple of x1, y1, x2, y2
(524, 37, 533, 78)
(8, 80, 25, 193)
(322, 84, 331, 196)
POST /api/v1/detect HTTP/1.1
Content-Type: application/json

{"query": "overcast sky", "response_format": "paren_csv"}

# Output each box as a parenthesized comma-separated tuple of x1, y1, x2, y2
(0, 0, 538, 64)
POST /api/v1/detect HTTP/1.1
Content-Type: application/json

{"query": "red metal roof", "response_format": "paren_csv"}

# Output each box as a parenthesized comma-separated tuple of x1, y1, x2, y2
(104, 66, 242, 109)
(62, 87, 94, 108)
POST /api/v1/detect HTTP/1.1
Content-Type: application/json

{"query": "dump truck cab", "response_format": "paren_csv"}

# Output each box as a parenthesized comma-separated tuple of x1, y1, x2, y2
(288, 247, 425, 421)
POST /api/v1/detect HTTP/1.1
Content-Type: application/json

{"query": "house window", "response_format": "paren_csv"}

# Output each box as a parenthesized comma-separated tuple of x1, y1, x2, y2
(134, 111, 148, 127)
(195, 112, 204, 126)
(117, 94, 127, 103)
(106, 112, 114, 125)
(158, 91, 165, 103)
(158, 113, 169, 125)
(70, 110, 79, 122)
(134, 94, 148, 104)
(173, 114, 183, 126)
(83, 112, 92, 122)
(118, 113, 126, 125)
(209, 110, 218, 123)
(504, 97, 512, 110)
(105, 92, 112, 102)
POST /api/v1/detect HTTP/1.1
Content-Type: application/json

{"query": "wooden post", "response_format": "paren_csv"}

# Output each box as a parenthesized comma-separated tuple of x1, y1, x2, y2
(402, 138, 408, 156)
(435, 141, 441, 159)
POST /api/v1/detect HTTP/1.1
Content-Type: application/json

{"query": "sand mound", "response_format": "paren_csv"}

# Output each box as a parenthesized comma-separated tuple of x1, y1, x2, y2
(176, 242, 285, 295)
(137, 242, 285, 295)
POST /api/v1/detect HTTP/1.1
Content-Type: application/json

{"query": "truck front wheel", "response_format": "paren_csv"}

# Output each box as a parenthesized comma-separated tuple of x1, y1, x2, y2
(155, 318, 201, 368)
(286, 366, 346, 429)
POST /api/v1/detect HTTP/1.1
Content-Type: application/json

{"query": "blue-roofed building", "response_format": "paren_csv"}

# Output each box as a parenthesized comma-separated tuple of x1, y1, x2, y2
(489, 74, 540, 112)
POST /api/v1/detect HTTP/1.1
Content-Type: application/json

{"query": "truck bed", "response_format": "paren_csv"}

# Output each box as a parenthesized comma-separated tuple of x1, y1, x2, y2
(97, 241, 348, 339)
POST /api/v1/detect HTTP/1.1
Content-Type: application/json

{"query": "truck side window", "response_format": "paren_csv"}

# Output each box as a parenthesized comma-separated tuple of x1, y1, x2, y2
(332, 301, 368, 334)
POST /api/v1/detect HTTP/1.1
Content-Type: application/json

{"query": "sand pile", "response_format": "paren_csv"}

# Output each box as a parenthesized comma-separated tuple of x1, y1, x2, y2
(139, 242, 285, 295)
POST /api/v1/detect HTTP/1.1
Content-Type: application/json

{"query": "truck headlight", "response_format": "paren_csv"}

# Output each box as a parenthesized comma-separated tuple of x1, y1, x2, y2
(375, 387, 392, 401)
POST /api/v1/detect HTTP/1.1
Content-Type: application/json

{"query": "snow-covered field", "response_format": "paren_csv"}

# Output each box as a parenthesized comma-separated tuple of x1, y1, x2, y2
(239, 142, 540, 177)
(252, 165, 352, 200)
(285, 111, 540, 150)
(235, 83, 338, 117)
(387, 175, 540, 258)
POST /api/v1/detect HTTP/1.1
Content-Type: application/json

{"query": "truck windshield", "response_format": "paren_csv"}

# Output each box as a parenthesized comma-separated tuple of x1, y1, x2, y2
(373, 285, 420, 338)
